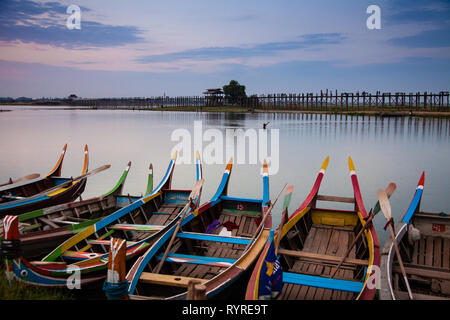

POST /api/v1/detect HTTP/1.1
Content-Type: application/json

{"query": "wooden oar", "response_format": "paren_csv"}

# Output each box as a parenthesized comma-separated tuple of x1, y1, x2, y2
(0, 173, 40, 187)
(34, 164, 111, 196)
(154, 178, 204, 274)
(275, 185, 293, 255)
(378, 188, 414, 300)
(243, 183, 287, 253)
(373, 183, 396, 215)
(330, 182, 396, 278)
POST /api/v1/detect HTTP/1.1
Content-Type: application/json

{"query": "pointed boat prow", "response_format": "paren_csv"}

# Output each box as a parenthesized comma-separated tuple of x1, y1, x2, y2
(321, 156, 330, 173)
(348, 156, 356, 174)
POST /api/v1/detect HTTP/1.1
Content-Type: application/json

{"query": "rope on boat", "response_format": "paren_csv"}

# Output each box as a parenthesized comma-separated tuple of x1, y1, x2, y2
(103, 279, 129, 300)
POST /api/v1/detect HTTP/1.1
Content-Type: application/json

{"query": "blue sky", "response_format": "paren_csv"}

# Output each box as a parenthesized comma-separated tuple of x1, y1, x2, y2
(0, 0, 449, 98)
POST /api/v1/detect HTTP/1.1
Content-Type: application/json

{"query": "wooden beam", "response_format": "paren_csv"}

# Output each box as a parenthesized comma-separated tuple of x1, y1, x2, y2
(140, 272, 207, 288)
(37, 217, 60, 228)
(393, 265, 450, 281)
(316, 195, 355, 203)
(278, 248, 369, 266)
(394, 290, 450, 300)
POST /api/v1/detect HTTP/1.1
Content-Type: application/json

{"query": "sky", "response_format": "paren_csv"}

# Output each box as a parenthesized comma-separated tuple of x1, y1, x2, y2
(0, 0, 449, 98)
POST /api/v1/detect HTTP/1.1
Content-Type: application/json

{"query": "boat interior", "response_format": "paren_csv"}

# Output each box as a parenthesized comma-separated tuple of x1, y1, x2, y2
(277, 197, 372, 300)
(0, 177, 71, 204)
(393, 212, 450, 300)
(132, 196, 263, 299)
(51, 188, 193, 263)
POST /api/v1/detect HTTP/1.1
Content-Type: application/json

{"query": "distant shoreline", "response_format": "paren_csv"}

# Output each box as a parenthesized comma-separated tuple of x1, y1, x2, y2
(2, 104, 450, 118)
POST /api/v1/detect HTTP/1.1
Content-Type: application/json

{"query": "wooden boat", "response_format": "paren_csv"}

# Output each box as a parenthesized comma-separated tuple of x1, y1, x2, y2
(0, 144, 89, 216)
(0, 144, 68, 197)
(0, 173, 41, 188)
(2, 152, 202, 288)
(120, 158, 271, 300)
(0, 161, 152, 260)
(245, 157, 380, 300)
(380, 172, 450, 300)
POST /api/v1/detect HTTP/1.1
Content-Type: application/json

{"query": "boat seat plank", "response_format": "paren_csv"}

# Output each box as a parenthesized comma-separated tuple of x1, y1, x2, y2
(156, 252, 236, 268)
(177, 232, 251, 245)
(86, 239, 138, 246)
(393, 265, 450, 281)
(109, 224, 165, 232)
(282, 272, 364, 293)
(62, 250, 102, 260)
(316, 195, 355, 204)
(139, 272, 207, 288)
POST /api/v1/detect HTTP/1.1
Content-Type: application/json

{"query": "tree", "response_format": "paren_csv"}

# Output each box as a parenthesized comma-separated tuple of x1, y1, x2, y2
(223, 80, 246, 104)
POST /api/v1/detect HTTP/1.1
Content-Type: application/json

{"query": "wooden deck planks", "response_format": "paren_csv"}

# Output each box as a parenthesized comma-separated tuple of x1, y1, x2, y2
(419, 237, 426, 265)
(282, 225, 357, 300)
(314, 228, 341, 300)
(425, 237, 434, 266)
(288, 226, 322, 299)
(434, 238, 442, 268)
(443, 239, 450, 269)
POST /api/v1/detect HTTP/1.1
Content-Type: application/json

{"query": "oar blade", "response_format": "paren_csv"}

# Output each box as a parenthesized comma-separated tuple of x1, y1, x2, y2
(188, 178, 204, 201)
(282, 185, 294, 212)
(385, 182, 397, 196)
(82, 164, 111, 179)
(35, 164, 110, 196)
(373, 182, 397, 215)
(377, 189, 392, 221)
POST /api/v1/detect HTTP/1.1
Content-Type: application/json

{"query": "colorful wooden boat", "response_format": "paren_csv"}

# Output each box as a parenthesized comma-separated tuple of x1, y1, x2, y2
(0, 144, 68, 196)
(121, 158, 271, 300)
(0, 161, 152, 260)
(0, 144, 89, 216)
(2, 152, 202, 288)
(0, 173, 41, 188)
(380, 172, 450, 300)
(245, 157, 380, 300)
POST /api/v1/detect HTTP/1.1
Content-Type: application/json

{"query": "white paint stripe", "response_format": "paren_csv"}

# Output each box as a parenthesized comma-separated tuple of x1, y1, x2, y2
(4, 216, 17, 240)
(349, 170, 356, 176)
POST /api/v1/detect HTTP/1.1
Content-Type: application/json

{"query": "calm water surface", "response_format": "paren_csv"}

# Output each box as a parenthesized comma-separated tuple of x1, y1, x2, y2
(1, 106, 449, 247)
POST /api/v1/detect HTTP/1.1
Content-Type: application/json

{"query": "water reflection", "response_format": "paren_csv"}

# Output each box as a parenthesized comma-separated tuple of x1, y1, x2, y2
(0, 107, 449, 247)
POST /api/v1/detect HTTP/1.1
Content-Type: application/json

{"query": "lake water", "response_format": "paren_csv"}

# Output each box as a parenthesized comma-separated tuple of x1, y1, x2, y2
(1, 106, 449, 247)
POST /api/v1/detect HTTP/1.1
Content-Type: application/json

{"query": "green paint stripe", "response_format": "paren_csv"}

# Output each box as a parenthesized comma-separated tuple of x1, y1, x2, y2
(18, 208, 44, 221)
(102, 167, 129, 198)
(145, 172, 153, 196)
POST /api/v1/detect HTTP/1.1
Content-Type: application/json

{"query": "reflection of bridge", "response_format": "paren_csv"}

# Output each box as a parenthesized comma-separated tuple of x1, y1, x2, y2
(60, 90, 449, 112)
